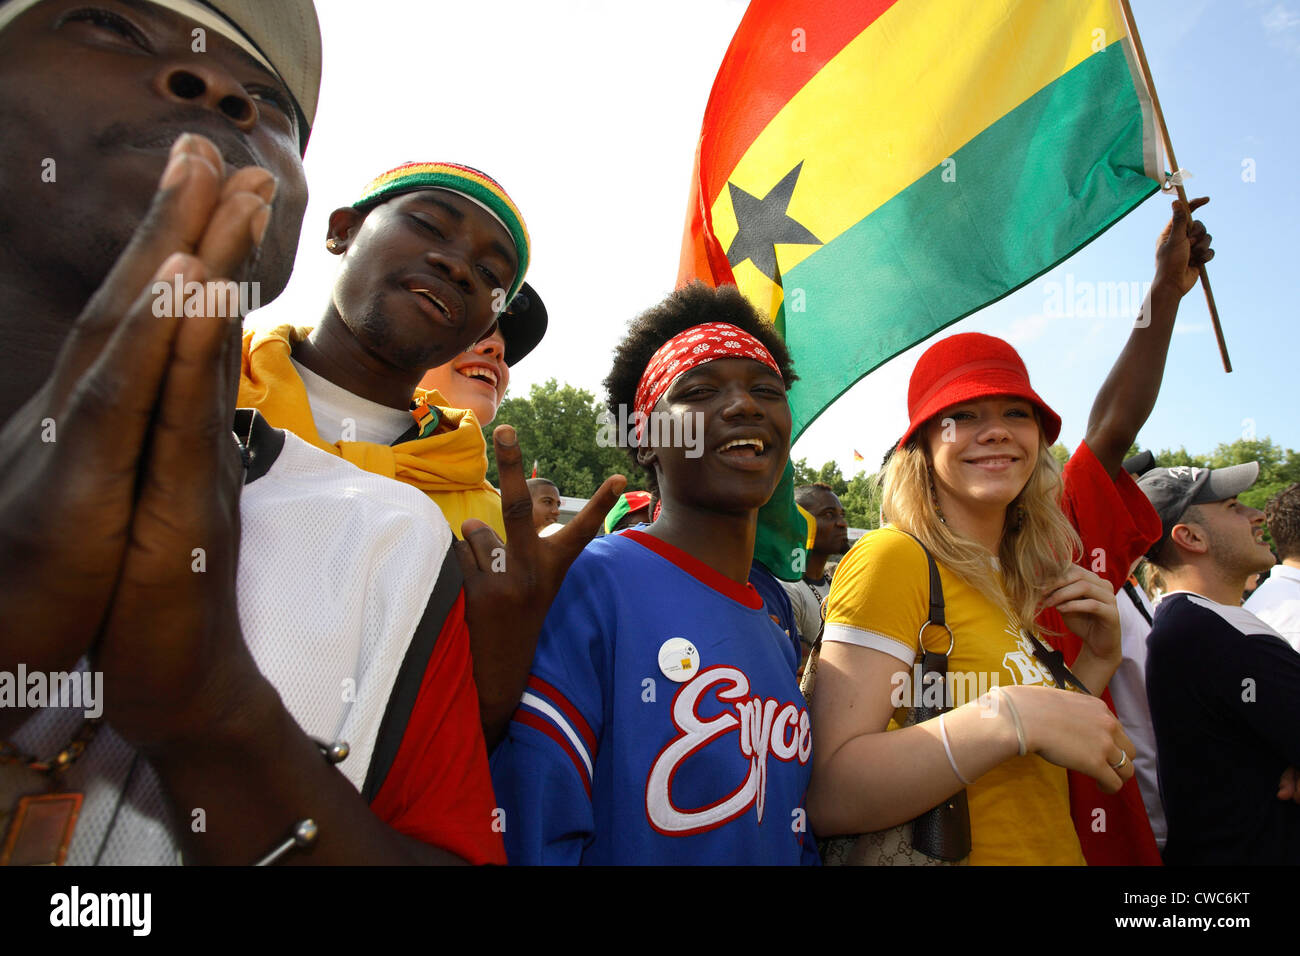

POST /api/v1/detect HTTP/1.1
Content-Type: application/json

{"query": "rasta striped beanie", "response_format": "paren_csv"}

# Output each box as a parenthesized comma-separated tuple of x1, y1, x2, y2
(353, 162, 530, 304)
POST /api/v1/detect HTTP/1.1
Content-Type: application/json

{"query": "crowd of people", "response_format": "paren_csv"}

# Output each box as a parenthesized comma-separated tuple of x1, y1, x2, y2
(1, 0, 1295, 868)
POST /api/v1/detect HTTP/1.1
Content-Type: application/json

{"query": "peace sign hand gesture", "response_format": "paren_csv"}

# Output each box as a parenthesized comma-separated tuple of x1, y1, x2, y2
(457, 425, 625, 746)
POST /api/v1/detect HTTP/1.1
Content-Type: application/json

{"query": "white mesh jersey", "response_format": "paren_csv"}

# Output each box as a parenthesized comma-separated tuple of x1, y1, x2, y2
(3, 413, 455, 864)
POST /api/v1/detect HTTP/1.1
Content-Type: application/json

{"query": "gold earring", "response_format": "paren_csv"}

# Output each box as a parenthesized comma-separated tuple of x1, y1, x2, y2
(928, 466, 947, 525)
(327, 238, 341, 252)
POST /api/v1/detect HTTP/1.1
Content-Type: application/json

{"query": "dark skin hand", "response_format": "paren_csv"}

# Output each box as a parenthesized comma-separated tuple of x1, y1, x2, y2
(1084, 197, 1215, 477)
(0, 134, 273, 735)
(4, 133, 460, 863)
(459, 426, 625, 748)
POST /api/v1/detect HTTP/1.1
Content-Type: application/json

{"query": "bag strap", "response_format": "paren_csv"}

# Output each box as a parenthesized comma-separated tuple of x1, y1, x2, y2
(1123, 579, 1153, 626)
(1022, 630, 1092, 697)
(804, 529, 949, 684)
(897, 530, 947, 634)
(809, 580, 828, 648)
(894, 531, 960, 724)
(810, 530, 946, 647)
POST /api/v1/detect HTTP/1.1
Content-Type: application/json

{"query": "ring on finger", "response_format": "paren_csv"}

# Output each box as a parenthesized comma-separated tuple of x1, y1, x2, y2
(1108, 751, 1129, 771)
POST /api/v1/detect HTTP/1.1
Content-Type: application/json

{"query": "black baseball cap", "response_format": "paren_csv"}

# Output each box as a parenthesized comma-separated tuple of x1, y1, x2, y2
(495, 281, 547, 367)
(1137, 462, 1260, 561)
(1122, 449, 1156, 476)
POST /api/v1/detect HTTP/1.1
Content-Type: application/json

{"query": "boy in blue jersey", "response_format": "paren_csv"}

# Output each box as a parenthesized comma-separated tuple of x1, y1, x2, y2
(491, 283, 819, 864)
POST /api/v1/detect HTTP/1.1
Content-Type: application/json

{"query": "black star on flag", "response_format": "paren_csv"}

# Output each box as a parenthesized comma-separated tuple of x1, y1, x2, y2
(725, 161, 822, 285)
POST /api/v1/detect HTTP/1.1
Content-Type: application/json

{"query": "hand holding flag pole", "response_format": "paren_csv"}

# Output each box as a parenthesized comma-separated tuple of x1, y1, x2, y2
(1117, 0, 1231, 373)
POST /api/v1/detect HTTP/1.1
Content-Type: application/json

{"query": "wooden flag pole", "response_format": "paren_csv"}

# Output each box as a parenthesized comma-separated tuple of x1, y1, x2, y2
(1117, 0, 1231, 372)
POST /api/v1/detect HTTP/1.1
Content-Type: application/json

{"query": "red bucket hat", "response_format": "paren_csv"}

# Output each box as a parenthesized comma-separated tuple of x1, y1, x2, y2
(899, 333, 1061, 449)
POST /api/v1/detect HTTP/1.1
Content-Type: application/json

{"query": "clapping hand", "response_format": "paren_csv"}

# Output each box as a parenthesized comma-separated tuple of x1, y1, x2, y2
(0, 134, 272, 739)
(87, 133, 274, 751)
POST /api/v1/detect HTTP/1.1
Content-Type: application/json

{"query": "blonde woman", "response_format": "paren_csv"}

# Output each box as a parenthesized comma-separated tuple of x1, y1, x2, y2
(807, 334, 1135, 864)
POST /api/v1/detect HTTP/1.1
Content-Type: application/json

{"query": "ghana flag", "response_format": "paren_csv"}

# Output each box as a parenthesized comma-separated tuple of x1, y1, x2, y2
(679, 0, 1162, 438)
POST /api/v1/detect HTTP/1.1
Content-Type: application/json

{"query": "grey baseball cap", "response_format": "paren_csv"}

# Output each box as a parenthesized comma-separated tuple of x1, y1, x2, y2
(204, 0, 322, 146)
(1137, 462, 1260, 561)
(0, 0, 322, 152)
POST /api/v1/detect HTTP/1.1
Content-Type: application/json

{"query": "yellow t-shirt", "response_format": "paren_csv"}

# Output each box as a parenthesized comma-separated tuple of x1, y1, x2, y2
(823, 526, 1085, 866)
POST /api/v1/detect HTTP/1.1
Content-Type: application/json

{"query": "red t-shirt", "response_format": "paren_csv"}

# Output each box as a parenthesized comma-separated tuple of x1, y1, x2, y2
(1043, 440, 1162, 866)
(369, 591, 507, 865)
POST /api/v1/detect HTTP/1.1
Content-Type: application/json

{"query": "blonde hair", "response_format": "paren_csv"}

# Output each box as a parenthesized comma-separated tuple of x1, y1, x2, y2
(880, 425, 1081, 639)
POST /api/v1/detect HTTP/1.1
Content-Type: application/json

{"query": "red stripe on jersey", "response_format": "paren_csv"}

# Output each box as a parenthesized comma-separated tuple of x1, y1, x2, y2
(527, 675, 598, 755)
(368, 591, 507, 865)
(514, 709, 592, 799)
(623, 529, 763, 608)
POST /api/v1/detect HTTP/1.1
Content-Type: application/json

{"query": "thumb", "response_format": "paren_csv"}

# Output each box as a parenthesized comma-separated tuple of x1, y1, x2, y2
(452, 537, 479, 579)
(1169, 199, 1189, 229)
(552, 473, 627, 556)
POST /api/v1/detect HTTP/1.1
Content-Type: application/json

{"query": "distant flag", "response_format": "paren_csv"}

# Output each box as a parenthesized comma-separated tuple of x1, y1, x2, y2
(679, 0, 1162, 579)
(530, 460, 538, 479)
(853, 449, 865, 462)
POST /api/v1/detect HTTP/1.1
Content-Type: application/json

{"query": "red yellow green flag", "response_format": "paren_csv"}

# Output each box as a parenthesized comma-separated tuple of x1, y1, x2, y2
(679, 0, 1162, 581)
(679, 0, 1162, 437)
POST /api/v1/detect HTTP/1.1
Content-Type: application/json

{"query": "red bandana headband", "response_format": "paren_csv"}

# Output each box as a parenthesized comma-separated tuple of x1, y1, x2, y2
(633, 322, 781, 423)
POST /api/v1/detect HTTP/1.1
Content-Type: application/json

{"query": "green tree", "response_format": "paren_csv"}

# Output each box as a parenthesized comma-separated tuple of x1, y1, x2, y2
(841, 469, 883, 531)
(791, 457, 819, 486)
(1204, 438, 1300, 512)
(814, 461, 848, 497)
(790, 458, 848, 496)
(1152, 446, 1207, 469)
(486, 379, 643, 499)
(1048, 442, 1070, 466)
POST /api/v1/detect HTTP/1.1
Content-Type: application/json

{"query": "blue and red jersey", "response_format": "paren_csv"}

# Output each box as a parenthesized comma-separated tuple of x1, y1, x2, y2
(490, 529, 819, 865)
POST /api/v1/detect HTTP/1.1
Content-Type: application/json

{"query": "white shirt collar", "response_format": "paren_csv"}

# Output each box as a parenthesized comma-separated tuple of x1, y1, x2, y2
(1265, 564, 1300, 583)
(1165, 590, 1287, 640)
(291, 357, 413, 445)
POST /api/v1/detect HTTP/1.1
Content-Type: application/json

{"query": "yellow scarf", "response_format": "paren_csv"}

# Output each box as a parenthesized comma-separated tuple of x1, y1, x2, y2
(239, 325, 506, 540)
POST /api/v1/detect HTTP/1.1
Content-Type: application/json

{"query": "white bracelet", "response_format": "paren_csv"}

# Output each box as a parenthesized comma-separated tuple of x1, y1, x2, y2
(938, 712, 972, 785)
(993, 686, 1027, 757)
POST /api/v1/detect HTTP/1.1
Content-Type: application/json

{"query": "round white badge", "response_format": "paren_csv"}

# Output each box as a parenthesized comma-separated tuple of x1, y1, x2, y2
(658, 638, 701, 683)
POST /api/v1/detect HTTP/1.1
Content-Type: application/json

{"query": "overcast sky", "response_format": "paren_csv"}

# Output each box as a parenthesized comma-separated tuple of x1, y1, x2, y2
(255, 0, 1300, 477)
